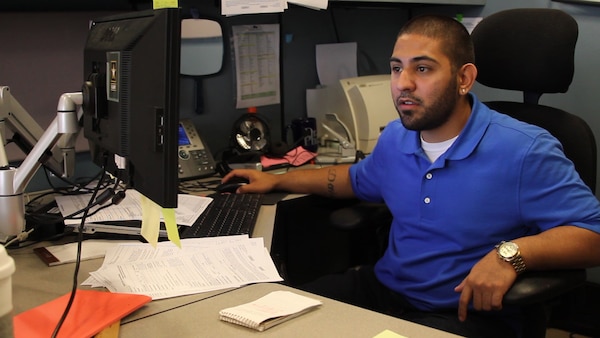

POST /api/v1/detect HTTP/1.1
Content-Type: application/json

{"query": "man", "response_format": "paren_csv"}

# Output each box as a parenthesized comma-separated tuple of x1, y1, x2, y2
(222, 14, 600, 337)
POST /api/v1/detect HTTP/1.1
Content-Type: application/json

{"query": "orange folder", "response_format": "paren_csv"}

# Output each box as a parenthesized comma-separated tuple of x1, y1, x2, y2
(13, 290, 151, 338)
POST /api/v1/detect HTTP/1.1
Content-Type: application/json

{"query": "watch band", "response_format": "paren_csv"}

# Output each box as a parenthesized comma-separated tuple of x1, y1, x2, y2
(510, 255, 527, 274)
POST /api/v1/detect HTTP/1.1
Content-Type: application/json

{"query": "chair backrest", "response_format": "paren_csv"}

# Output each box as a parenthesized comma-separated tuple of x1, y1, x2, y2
(471, 8, 597, 193)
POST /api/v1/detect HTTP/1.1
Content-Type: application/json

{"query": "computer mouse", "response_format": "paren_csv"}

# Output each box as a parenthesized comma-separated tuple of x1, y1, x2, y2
(214, 177, 249, 193)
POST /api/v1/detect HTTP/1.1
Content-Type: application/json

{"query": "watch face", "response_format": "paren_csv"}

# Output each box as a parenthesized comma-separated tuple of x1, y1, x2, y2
(499, 242, 518, 258)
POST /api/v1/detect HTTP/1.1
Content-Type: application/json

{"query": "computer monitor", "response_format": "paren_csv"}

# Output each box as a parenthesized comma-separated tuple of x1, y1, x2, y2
(81, 8, 181, 208)
(338, 75, 398, 154)
(307, 75, 398, 156)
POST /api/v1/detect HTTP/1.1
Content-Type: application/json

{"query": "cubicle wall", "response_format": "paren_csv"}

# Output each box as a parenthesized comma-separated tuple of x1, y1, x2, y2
(178, 2, 411, 158)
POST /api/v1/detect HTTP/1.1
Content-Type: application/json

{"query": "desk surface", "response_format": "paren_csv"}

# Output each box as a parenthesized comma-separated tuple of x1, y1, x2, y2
(11, 242, 460, 337)
(119, 283, 462, 338)
(9, 189, 461, 338)
(10, 187, 297, 314)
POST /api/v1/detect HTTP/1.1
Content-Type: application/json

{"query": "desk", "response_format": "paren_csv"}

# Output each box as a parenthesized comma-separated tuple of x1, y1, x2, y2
(11, 244, 460, 337)
(9, 191, 460, 337)
(120, 283, 462, 337)
(9, 190, 295, 316)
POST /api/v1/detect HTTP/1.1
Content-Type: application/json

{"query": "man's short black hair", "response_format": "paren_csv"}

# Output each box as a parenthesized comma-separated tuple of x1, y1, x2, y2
(398, 14, 475, 71)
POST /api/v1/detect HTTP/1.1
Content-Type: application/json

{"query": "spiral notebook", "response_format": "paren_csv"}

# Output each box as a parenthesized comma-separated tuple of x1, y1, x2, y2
(219, 290, 322, 331)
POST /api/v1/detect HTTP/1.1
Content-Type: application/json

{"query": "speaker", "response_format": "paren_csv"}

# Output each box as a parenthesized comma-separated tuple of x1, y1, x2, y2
(230, 113, 271, 153)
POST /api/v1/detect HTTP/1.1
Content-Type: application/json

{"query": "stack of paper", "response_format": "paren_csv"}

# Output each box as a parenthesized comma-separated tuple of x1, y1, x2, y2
(83, 235, 283, 300)
(55, 189, 212, 227)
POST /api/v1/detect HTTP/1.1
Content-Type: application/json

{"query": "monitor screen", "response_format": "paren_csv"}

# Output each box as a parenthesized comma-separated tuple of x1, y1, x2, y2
(82, 8, 181, 208)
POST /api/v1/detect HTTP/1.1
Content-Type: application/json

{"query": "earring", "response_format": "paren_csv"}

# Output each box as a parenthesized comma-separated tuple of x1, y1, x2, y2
(460, 88, 466, 94)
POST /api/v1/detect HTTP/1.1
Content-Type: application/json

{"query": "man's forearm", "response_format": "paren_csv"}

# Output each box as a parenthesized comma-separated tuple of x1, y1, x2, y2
(274, 164, 355, 198)
(515, 225, 600, 270)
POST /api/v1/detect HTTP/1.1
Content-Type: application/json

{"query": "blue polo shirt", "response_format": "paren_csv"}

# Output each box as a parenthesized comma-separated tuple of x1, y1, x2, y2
(349, 94, 600, 311)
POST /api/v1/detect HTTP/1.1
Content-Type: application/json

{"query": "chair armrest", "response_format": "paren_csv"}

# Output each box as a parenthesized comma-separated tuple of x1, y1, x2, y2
(503, 269, 587, 305)
(330, 205, 587, 308)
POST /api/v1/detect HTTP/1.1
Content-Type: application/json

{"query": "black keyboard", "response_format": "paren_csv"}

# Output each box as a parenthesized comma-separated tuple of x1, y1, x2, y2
(180, 193, 264, 238)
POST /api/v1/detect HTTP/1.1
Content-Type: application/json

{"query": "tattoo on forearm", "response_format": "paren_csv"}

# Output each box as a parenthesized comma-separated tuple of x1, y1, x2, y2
(327, 168, 336, 196)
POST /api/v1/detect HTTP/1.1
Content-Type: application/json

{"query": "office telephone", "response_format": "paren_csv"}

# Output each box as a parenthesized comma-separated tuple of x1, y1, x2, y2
(178, 119, 217, 180)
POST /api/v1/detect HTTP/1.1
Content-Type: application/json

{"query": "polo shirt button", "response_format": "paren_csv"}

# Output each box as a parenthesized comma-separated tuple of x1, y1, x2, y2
(424, 197, 431, 204)
(426, 173, 433, 179)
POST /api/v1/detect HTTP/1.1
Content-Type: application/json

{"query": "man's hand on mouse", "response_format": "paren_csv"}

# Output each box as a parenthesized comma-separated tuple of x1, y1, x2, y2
(222, 169, 279, 194)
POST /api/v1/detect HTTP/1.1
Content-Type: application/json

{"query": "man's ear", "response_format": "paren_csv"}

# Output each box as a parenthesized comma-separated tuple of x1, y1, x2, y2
(458, 63, 478, 95)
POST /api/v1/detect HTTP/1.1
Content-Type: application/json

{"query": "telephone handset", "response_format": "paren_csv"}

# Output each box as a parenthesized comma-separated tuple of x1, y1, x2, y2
(178, 119, 217, 180)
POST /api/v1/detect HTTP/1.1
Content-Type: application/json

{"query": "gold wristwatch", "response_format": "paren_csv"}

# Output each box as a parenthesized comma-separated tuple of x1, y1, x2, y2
(495, 241, 526, 274)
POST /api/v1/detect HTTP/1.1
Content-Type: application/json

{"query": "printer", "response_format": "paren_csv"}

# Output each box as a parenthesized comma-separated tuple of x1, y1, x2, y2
(307, 74, 398, 158)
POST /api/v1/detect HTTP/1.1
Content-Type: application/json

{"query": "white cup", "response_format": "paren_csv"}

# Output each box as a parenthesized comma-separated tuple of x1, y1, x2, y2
(0, 245, 15, 337)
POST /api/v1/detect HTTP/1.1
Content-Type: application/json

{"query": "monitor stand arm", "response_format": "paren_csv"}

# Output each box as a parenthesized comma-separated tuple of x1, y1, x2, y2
(0, 89, 82, 242)
(0, 86, 80, 178)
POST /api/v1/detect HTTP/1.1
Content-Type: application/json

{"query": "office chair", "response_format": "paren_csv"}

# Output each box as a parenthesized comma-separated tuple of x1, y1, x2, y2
(471, 8, 594, 337)
(471, 8, 596, 191)
(326, 8, 594, 338)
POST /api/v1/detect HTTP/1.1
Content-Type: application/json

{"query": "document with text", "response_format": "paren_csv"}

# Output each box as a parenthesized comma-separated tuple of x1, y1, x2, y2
(55, 189, 212, 226)
(83, 236, 283, 300)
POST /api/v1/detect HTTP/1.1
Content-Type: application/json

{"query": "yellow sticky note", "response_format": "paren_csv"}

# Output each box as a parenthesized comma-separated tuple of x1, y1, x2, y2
(140, 194, 161, 247)
(161, 208, 181, 248)
(153, 0, 178, 9)
(372, 330, 408, 338)
(139, 194, 181, 248)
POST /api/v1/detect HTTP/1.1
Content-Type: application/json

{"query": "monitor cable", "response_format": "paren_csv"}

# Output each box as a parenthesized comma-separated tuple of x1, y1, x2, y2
(61, 187, 126, 221)
(51, 154, 126, 338)
(23, 167, 108, 210)
(51, 168, 105, 338)
(10, 171, 121, 247)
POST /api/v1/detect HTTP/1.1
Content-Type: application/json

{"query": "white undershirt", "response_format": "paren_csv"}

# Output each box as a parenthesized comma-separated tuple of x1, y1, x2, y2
(420, 134, 459, 163)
